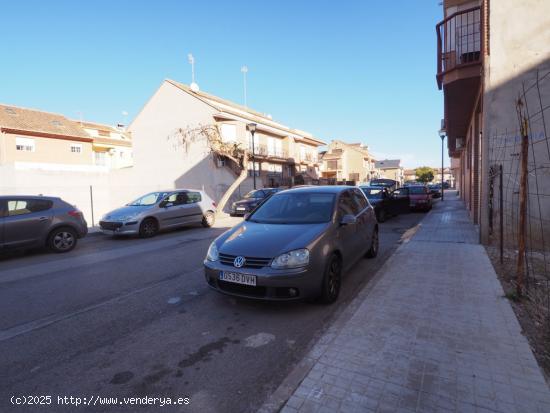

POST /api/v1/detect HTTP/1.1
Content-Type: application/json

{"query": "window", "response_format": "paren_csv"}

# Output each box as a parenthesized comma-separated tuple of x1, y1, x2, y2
(187, 192, 202, 204)
(15, 137, 35, 152)
(70, 144, 82, 153)
(300, 146, 306, 161)
(327, 160, 338, 170)
(275, 139, 282, 157)
(352, 189, 368, 210)
(337, 191, 359, 217)
(95, 152, 107, 166)
(221, 124, 237, 143)
(247, 131, 259, 151)
(349, 173, 360, 182)
(7, 199, 52, 216)
(249, 193, 335, 224)
(267, 137, 275, 156)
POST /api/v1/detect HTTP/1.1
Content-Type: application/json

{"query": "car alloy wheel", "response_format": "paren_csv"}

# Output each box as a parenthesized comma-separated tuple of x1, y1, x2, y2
(139, 218, 158, 238)
(320, 254, 342, 304)
(48, 227, 77, 253)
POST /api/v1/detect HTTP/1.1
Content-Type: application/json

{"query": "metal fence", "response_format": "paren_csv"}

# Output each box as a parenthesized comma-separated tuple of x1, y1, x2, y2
(486, 69, 550, 334)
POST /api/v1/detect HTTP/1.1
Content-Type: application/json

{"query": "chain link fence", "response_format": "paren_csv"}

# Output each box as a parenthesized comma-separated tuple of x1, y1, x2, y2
(486, 69, 550, 335)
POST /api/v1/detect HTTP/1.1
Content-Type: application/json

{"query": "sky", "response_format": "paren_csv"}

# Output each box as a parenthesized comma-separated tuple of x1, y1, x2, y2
(0, 0, 447, 168)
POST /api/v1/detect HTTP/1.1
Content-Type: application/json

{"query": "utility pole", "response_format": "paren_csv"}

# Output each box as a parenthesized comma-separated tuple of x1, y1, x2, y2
(188, 53, 196, 84)
(241, 66, 248, 107)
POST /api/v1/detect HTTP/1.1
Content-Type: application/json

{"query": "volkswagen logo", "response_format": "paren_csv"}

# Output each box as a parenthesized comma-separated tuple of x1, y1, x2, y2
(233, 256, 246, 268)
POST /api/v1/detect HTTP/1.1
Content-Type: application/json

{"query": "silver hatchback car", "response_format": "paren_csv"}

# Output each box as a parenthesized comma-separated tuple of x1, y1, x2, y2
(100, 189, 217, 237)
(204, 186, 378, 303)
(0, 195, 88, 253)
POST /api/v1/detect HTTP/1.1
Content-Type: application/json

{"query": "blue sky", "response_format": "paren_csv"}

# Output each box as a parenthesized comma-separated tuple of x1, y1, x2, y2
(0, 0, 446, 168)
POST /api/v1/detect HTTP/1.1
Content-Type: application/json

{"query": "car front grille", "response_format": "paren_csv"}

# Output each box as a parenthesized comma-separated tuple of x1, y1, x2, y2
(217, 280, 267, 297)
(99, 221, 123, 230)
(218, 253, 271, 269)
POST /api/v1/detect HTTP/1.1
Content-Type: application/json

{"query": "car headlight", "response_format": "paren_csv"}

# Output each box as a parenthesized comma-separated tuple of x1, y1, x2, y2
(271, 249, 309, 269)
(118, 213, 140, 222)
(206, 242, 219, 262)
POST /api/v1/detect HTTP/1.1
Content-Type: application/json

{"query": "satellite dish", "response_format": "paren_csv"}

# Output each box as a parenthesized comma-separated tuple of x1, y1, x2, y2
(190, 82, 200, 92)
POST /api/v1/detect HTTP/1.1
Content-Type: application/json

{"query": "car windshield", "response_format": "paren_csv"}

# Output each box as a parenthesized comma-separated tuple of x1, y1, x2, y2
(409, 187, 427, 195)
(361, 188, 383, 199)
(243, 190, 264, 199)
(128, 192, 170, 206)
(248, 192, 335, 224)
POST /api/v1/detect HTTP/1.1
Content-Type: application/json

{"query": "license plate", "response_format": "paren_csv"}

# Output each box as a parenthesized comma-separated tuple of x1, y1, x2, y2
(219, 271, 257, 286)
(236, 207, 245, 211)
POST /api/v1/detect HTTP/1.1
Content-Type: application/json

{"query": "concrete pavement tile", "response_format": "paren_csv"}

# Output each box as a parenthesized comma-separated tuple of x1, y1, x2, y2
(286, 395, 305, 410)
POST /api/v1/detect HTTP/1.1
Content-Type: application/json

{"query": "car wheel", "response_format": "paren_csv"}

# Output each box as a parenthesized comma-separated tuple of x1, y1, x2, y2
(365, 227, 379, 258)
(139, 218, 159, 238)
(202, 211, 215, 228)
(47, 227, 78, 253)
(320, 254, 342, 304)
(378, 209, 387, 223)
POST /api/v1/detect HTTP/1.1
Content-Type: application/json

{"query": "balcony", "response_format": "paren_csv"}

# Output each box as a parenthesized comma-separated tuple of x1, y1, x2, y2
(436, 6, 482, 89)
(436, 5, 482, 156)
(249, 144, 289, 160)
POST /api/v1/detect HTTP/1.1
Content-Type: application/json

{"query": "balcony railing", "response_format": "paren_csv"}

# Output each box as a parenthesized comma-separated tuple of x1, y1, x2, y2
(436, 6, 481, 89)
(249, 143, 289, 160)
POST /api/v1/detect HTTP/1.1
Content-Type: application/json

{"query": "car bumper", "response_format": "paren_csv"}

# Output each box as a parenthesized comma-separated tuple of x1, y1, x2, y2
(204, 261, 322, 301)
(230, 207, 250, 216)
(410, 202, 431, 210)
(99, 221, 140, 235)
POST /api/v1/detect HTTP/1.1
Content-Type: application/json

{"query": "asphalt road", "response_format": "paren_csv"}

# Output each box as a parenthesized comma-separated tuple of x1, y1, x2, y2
(0, 210, 427, 413)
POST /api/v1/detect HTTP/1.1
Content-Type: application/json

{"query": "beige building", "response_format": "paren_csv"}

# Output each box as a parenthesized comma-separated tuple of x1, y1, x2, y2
(375, 159, 404, 185)
(0, 104, 95, 170)
(320, 140, 377, 183)
(128, 79, 325, 206)
(437, 0, 550, 245)
(79, 121, 133, 169)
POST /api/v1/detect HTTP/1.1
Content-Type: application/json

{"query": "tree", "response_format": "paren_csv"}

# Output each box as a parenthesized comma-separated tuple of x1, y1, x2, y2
(172, 124, 250, 217)
(415, 166, 435, 183)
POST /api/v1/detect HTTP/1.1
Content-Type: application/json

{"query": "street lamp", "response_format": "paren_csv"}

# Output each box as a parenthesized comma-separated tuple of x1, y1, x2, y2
(438, 128, 446, 201)
(247, 123, 257, 189)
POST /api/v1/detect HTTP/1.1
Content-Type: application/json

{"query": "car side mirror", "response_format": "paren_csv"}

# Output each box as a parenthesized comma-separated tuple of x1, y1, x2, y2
(340, 214, 357, 226)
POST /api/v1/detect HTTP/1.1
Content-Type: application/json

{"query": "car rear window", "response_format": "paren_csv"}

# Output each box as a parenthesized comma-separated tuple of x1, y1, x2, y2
(409, 187, 427, 194)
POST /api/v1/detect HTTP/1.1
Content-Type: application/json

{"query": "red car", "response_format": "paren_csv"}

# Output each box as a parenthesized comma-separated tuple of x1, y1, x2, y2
(408, 185, 432, 212)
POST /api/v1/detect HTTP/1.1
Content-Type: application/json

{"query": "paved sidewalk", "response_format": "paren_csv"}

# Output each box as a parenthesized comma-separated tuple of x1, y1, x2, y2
(280, 192, 550, 413)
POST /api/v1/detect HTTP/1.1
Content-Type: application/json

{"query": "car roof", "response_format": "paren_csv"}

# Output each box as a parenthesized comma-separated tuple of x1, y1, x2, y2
(280, 185, 356, 194)
(0, 195, 61, 201)
(359, 186, 386, 190)
(155, 189, 205, 193)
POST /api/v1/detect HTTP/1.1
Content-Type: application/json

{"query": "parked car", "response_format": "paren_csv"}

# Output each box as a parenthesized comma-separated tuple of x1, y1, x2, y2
(100, 189, 216, 238)
(204, 186, 378, 304)
(0, 195, 88, 253)
(428, 184, 441, 198)
(359, 186, 399, 222)
(230, 188, 280, 216)
(370, 178, 399, 191)
(408, 185, 432, 212)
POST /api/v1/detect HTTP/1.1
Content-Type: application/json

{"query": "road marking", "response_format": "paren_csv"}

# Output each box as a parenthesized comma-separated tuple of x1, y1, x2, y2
(0, 268, 203, 343)
(167, 297, 182, 304)
(244, 332, 275, 348)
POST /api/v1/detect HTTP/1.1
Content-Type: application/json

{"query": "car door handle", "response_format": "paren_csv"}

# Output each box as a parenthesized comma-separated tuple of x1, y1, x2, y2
(38, 217, 49, 221)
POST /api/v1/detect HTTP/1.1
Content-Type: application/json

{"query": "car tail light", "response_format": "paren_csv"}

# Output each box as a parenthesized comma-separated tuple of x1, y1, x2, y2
(68, 210, 83, 218)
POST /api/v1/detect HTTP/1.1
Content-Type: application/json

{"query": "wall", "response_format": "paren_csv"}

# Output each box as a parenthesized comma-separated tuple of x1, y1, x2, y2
(1, 132, 94, 165)
(480, 0, 550, 245)
(127, 81, 238, 205)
